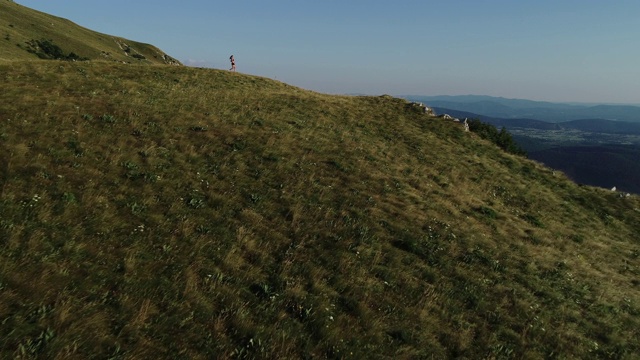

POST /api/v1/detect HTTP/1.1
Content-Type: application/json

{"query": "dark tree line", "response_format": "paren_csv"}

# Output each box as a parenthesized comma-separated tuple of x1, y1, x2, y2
(467, 118, 527, 156)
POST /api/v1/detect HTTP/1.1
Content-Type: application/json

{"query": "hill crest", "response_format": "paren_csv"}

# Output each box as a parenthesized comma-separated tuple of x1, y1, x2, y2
(0, 0, 180, 64)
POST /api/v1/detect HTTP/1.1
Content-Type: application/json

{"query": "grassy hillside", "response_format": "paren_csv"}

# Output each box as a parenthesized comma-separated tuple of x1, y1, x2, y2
(1, 60, 639, 359)
(0, 0, 180, 64)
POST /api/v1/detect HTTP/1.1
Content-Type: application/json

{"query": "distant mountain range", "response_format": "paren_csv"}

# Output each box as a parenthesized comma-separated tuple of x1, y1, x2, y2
(428, 107, 640, 135)
(404, 95, 640, 123)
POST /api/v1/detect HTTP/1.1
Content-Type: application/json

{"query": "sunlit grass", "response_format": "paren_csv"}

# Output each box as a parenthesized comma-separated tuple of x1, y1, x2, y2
(0, 60, 639, 358)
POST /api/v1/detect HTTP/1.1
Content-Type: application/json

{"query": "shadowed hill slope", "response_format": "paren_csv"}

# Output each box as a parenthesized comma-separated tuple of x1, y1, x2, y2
(0, 0, 180, 64)
(1, 61, 639, 358)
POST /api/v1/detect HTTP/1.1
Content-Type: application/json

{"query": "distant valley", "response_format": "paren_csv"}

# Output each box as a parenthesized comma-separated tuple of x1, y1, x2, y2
(404, 95, 640, 194)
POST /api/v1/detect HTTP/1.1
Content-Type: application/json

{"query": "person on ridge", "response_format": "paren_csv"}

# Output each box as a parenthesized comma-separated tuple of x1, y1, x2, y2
(229, 55, 236, 71)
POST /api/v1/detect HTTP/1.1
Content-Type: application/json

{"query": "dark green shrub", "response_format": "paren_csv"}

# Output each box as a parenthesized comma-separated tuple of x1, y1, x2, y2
(25, 39, 88, 61)
(476, 206, 497, 219)
(467, 119, 527, 156)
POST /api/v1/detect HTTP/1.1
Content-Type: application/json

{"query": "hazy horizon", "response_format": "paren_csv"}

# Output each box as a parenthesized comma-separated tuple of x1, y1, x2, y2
(399, 94, 640, 107)
(14, 0, 640, 104)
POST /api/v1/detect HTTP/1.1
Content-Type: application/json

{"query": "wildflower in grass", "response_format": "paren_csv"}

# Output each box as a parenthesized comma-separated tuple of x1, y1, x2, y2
(22, 194, 43, 208)
(132, 224, 145, 234)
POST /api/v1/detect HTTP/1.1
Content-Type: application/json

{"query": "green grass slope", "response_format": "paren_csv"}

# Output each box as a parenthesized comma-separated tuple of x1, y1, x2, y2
(0, 0, 180, 64)
(1, 60, 639, 359)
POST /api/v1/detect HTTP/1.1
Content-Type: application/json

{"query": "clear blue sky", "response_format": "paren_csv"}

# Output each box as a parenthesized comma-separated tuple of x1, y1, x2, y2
(15, 0, 640, 103)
